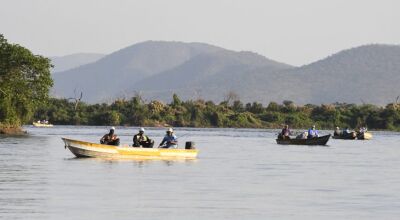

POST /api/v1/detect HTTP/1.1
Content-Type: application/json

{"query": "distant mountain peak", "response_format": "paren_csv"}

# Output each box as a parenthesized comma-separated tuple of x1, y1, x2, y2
(50, 53, 105, 73)
(52, 41, 400, 105)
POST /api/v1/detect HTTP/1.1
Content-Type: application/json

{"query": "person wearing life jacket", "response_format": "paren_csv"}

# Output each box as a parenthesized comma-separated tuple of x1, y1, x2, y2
(133, 127, 154, 148)
(307, 125, 319, 139)
(100, 127, 120, 146)
(159, 128, 178, 148)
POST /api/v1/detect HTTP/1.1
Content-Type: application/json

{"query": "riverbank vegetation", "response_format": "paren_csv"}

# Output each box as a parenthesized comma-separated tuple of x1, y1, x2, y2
(33, 94, 400, 131)
(0, 35, 53, 134)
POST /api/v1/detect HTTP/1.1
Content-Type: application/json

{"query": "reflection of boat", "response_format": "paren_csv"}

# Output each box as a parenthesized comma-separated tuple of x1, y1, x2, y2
(32, 121, 53, 127)
(276, 134, 331, 146)
(62, 138, 198, 159)
(356, 132, 373, 140)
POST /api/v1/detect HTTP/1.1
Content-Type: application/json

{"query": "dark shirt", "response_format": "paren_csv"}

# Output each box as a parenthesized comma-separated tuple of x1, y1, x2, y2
(100, 134, 118, 144)
(281, 128, 290, 136)
(133, 133, 151, 146)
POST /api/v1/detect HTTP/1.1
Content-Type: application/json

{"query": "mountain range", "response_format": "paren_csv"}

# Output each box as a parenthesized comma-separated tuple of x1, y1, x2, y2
(50, 53, 104, 73)
(51, 41, 400, 105)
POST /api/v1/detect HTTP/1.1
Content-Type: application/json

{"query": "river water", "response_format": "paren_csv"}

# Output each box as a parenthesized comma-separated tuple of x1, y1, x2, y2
(0, 126, 399, 220)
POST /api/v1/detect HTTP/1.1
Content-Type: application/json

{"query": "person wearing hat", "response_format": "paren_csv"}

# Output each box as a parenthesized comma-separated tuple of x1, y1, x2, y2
(307, 125, 319, 139)
(158, 128, 178, 148)
(133, 127, 154, 148)
(100, 127, 120, 146)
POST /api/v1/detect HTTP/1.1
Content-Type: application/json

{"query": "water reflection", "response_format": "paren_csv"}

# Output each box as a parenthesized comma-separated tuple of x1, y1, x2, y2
(0, 135, 50, 219)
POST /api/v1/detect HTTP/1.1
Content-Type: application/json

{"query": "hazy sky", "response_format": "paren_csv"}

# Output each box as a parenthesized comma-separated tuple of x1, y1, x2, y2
(1, 0, 399, 66)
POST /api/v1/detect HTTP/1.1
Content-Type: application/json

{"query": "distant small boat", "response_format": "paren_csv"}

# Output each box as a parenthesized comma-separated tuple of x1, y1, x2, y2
(276, 134, 331, 146)
(332, 132, 357, 140)
(62, 138, 198, 159)
(356, 132, 373, 140)
(333, 132, 372, 140)
(32, 121, 53, 127)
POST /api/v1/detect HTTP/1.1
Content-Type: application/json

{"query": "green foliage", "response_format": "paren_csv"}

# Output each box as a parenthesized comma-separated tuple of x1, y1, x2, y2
(33, 93, 400, 130)
(0, 35, 53, 127)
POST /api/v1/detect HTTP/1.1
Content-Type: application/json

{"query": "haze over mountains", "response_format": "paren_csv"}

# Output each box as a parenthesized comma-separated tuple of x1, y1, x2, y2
(52, 41, 400, 105)
(50, 53, 104, 73)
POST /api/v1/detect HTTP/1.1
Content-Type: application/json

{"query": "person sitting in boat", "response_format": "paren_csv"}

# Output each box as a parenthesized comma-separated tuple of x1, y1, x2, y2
(100, 127, 120, 146)
(278, 125, 291, 139)
(296, 131, 308, 139)
(334, 126, 341, 136)
(158, 128, 178, 148)
(358, 126, 367, 134)
(307, 125, 319, 139)
(342, 127, 351, 136)
(133, 127, 154, 148)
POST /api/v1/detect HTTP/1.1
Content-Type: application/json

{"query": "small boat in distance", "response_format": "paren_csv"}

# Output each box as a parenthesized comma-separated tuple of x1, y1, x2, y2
(62, 138, 198, 159)
(276, 134, 331, 146)
(332, 130, 372, 140)
(32, 120, 53, 127)
(332, 132, 357, 140)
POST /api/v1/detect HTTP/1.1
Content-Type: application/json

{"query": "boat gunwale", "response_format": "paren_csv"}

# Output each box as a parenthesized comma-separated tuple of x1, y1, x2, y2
(275, 134, 331, 145)
(62, 137, 198, 153)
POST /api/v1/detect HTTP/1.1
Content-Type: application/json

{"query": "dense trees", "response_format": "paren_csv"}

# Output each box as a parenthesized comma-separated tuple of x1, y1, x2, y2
(34, 95, 400, 131)
(0, 35, 53, 133)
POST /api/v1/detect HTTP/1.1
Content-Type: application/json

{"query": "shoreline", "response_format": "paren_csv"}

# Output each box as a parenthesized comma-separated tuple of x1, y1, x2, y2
(21, 124, 400, 133)
(0, 125, 27, 135)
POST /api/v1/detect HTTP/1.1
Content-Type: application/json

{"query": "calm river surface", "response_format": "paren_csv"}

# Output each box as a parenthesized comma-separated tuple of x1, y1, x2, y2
(1, 126, 400, 220)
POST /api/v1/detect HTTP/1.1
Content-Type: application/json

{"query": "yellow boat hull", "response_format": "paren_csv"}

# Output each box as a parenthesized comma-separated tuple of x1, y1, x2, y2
(357, 132, 373, 140)
(33, 122, 53, 127)
(62, 138, 198, 159)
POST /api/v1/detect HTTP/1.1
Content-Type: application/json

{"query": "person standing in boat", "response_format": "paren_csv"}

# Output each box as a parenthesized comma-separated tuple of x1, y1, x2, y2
(158, 128, 178, 148)
(133, 127, 154, 148)
(100, 127, 120, 146)
(279, 124, 291, 139)
(307, 125, 319, 139)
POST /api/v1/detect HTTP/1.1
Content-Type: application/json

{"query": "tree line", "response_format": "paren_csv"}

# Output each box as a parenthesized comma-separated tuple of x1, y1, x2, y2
(34, 94, 400, 131)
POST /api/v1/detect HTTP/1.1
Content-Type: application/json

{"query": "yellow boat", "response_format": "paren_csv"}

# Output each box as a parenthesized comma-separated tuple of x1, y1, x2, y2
(62, 138, 198, 159)
(357, 132, 373, 140)
(33, 122, 53, 127)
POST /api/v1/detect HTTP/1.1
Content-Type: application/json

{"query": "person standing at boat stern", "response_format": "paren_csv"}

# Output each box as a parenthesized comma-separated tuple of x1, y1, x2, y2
(158, 128, 178, 148)
(307, 125, 319, 139)
(100, 127, 120, 146)
(133, 128, 154, 148)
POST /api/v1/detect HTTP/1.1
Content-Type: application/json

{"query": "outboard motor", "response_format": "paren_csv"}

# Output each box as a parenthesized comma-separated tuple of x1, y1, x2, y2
(185, 141, 195, 149)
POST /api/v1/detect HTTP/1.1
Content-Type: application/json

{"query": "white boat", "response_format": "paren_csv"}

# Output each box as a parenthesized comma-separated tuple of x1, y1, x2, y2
(33, 121, 53, 127)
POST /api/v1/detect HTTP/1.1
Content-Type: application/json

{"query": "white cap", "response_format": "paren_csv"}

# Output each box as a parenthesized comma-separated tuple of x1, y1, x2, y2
(139, 127, 145, 132)
(110, 127, 115, 130)
(167, 128, 174, 133)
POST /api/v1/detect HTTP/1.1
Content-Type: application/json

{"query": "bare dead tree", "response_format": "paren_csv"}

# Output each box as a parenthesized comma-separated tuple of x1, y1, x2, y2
(133, 90, 145, 103)
(224, 90, 239, 106)
(192, 88, 202, 101)
(67, 89, 83, 111)
(395, 95, 400, 110)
